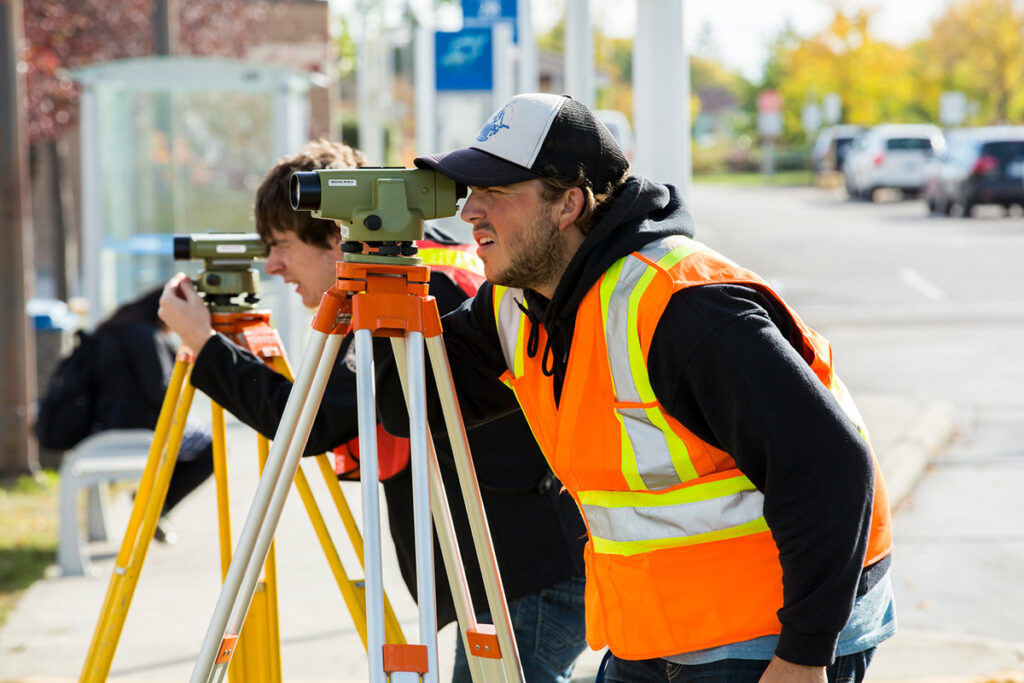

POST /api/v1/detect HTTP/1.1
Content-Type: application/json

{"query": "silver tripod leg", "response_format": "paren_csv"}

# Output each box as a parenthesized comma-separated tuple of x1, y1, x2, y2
(190, 330, 344, 683)
(405, 332, 440, 682)
(390, 333, 524, 682)
(391, 339, 488, 683)
(354, 328, 387, 681)
(425, 336, 524, 682)
(361, 330, 439, 683)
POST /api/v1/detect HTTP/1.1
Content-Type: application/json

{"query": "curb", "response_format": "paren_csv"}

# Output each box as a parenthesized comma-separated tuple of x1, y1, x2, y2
(879, 401, 957, 508)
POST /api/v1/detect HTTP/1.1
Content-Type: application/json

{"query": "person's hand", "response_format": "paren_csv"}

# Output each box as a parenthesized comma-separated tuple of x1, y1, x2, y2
(758, 656, 826, 683)
(158, 272, 215, 352)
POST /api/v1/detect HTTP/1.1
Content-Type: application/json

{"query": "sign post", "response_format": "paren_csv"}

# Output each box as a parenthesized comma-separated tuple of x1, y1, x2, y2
(757, 89, 782, 176)
(939, 91, 967, 128)
(823, 93, 842, 125)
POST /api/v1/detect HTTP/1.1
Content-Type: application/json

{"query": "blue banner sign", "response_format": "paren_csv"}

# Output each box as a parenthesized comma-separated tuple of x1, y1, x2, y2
(462, 0, 516, 23)
(436, 28, 493, 91)
(462, 0, 517, 43)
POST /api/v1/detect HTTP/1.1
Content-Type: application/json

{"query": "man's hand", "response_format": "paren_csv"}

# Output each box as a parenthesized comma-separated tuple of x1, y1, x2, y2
(759, 656, 826, 683)
(159, 272, 216, 352)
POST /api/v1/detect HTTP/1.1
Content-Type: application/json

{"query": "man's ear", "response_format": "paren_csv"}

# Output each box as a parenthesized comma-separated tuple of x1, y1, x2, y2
(556, 187, 585, 232)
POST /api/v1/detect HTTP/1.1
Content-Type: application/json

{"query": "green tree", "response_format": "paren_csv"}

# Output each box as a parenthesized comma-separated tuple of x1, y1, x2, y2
(594, 33, 633, 115)
(765, 8, 921, 143)
(919, 0, 1024, 123)
(24, 0, 262, 144)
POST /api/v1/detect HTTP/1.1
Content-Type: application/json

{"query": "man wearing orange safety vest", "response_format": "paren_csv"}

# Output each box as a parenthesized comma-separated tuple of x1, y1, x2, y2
(159, 140, 589, 681)
(377, 95, 895, 682)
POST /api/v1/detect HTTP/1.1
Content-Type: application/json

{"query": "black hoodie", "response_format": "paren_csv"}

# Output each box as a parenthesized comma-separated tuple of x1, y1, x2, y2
(377, 177, 887, 666)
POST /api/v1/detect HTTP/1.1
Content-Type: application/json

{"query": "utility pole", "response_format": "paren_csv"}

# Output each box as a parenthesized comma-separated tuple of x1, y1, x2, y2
(564, 0, 593, 107)
(0, 0, 40, 477)
(634, 0, 691, 194)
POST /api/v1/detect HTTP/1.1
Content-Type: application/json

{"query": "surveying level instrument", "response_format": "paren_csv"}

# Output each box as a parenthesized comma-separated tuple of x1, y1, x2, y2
(79, 232, 406, 682)
(192, 169, 525, 682)
(173, 232, 268, 310)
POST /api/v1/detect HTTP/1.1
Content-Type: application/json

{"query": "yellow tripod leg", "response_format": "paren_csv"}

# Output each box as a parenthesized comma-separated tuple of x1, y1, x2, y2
(210, 404, 283, 683)
(313, 454, 406, 646)
(266, 355, 406, 649)
(257, 432, 284, 680)
(211, 401, 232, 577)
(79, 360, 196, 683)
(293, 461, 372, 648)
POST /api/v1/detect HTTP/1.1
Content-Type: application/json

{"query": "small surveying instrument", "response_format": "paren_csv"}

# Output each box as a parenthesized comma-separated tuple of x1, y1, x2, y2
(190, 169, 525, 682)
(173, 233, 268, 310)
(80, 232, 409, 682)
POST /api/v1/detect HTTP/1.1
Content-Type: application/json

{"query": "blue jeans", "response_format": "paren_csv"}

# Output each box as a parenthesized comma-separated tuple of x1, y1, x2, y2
(452, 576, 587, 683)
(601, 648, 875, 683)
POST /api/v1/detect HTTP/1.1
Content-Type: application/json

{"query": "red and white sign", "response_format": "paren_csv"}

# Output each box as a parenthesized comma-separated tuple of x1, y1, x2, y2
(757, 89, 782, 114)
(757, 90, 783, 137)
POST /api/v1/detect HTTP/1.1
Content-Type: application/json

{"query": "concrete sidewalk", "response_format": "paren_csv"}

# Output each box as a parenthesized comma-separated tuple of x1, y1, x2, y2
(0, 391, 1018, 682)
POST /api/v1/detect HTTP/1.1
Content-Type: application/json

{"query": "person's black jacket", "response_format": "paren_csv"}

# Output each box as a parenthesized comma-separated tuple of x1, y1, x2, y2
(92, 321, 176, 430)
(190, 229, 587, 627)
(376, 177, 886, 666)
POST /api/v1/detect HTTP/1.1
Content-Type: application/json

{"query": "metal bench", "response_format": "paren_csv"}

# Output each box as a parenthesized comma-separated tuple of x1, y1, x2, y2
(57, 430, 155, 577)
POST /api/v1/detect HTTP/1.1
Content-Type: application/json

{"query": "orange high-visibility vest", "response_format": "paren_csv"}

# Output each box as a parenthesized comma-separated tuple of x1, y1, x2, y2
(491, 235, 892, 660)
(333, 239, 485, 479)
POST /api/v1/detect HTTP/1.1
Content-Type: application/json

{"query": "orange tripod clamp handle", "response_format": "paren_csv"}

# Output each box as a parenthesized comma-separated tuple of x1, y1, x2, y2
(211, 311, 286, 360)
(314, 260, 443, 338)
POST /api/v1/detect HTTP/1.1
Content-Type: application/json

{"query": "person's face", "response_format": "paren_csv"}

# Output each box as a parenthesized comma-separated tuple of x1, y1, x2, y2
(460, 179, 569, 296)
(263, 227, 342, 308)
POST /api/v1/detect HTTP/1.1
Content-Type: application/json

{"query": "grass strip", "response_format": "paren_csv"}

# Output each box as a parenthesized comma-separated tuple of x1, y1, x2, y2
(0, 471, 59, 627)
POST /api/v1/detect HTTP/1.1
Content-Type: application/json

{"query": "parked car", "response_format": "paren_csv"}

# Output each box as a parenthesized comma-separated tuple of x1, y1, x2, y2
(812, 124, 863, 174)
(843, 123, 945, 201)
(923, 126, 1024, 217)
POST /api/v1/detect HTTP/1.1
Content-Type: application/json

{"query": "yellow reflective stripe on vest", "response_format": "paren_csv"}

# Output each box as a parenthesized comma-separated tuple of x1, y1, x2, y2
(648, 235, 704, 272)
(579, 477, 768, 556)
(418, 247, 485, 276)
(598, 236, 707, 490)
(492, 285, 527, 376)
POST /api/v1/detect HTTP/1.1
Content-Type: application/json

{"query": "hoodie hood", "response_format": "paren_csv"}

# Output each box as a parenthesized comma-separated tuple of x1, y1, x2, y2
(548, 175, 695, 317)
(519, 175, 697, 398)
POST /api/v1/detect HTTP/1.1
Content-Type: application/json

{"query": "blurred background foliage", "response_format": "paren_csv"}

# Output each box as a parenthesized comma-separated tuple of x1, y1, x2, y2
(21, 0, 1024, 177)
(538, 0, 1024, 174)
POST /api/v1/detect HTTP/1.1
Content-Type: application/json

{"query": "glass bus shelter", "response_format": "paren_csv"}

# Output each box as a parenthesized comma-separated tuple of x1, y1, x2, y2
(72, 56, 322, 354)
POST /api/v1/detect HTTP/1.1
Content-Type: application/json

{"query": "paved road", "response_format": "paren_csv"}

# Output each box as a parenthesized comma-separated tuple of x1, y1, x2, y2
(691, 183, 1024, 680)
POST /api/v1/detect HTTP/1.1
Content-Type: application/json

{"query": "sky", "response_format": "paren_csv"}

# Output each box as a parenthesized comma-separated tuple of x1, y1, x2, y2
(536, 0, 958, 81)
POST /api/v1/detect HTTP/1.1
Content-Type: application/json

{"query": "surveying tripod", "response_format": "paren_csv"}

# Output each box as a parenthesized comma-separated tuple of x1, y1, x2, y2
(78, 242, 406, 682)
(190, 169, 526, 682)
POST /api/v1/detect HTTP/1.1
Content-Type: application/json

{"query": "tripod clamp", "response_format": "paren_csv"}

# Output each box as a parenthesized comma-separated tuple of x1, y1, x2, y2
(312, 258, 439, 339)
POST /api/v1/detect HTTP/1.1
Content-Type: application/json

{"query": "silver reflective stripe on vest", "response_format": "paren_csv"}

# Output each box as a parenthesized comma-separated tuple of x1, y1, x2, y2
(616, 407, 689, 489)
(581, 489, 765, 557)
(636, 235, 693, 265)
(582, 488, 766, 549)
(603, 236, 702, 490)
(494, 286, 526, 374)
(605, 254, 654, 403)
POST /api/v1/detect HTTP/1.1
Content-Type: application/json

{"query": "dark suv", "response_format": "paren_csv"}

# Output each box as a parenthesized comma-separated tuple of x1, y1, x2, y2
(924, 126, 1024, 217)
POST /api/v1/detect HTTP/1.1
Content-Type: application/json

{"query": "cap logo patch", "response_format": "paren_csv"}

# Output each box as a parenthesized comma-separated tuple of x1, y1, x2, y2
(468, 93, 564, 170)
(476, 104, 512, 142)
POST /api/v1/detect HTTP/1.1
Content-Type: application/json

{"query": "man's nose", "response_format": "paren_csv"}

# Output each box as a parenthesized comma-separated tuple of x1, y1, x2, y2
(460, 194, 483, 223)
(265, 249, 284, 275)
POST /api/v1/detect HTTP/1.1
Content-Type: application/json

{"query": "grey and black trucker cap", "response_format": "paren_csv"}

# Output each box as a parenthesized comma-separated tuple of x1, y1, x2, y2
(414, 93, 628, 194)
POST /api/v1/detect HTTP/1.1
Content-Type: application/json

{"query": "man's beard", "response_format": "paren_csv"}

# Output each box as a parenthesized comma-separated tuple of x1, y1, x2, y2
(491, 213, 568, 293)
